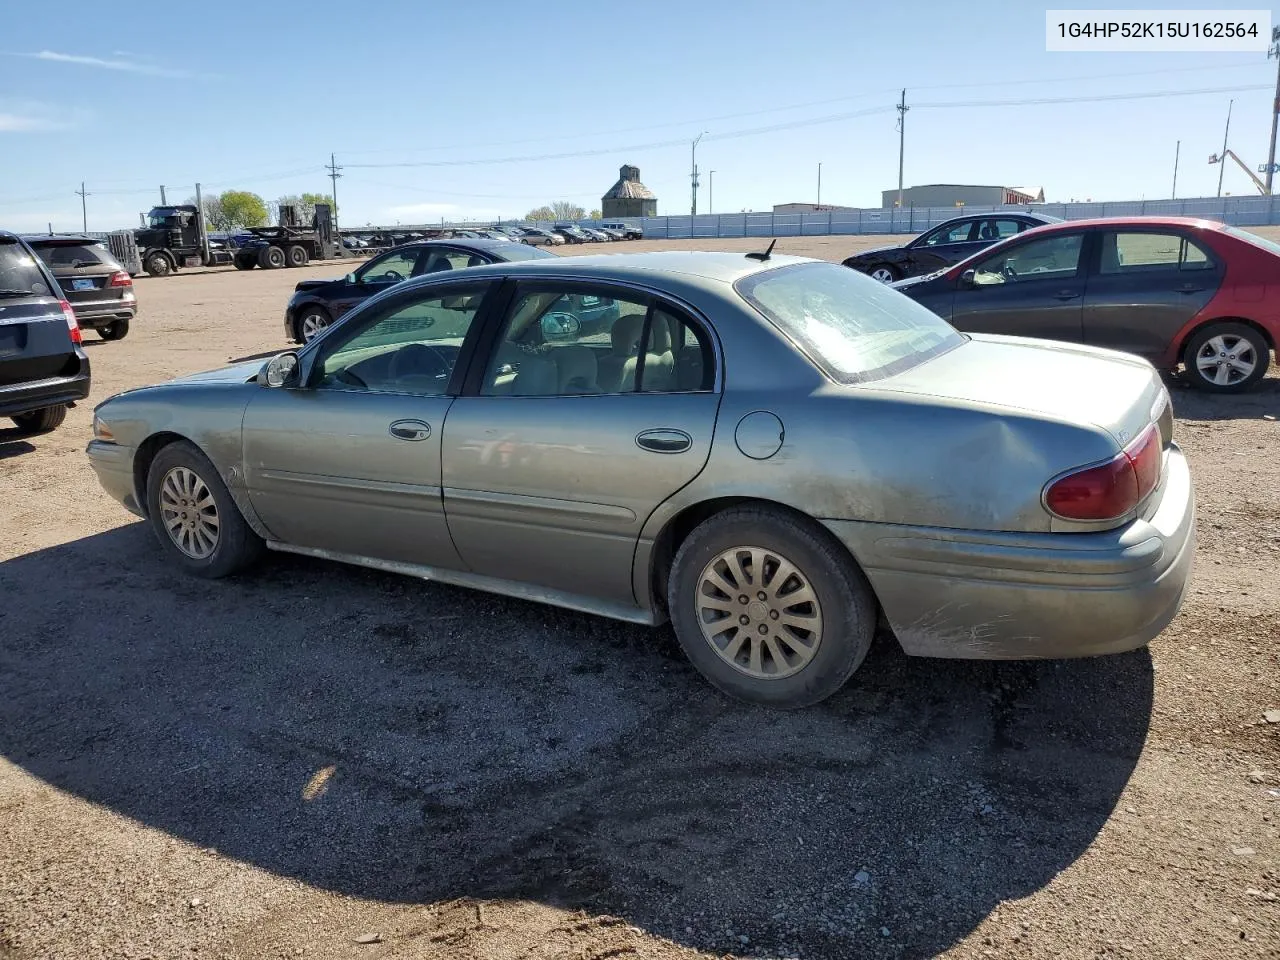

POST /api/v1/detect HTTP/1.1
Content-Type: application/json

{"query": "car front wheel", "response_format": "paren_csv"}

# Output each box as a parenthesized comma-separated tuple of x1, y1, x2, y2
(146, 440, 263, 578)
(867, 264, 900, 283)
(297, 308, 332, 343)
(1183, 322, 1270, 392)
(668, 506, 877, 708)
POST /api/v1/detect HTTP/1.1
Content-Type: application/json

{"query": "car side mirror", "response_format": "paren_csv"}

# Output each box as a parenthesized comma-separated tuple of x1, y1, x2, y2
(261, 352, 300, 388)
(959, 268, 976, 288)
(541, 312, 581, 341)
(344, 272, 356, 283)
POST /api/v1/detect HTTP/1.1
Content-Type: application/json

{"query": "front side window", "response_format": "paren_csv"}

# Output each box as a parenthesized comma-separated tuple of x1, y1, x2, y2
(317, 284, 490, 397)
(1098, 232, 1215, 274)
(972, 233, 1083, 286)
(921, 221, 975, 246)
(358, 249, 421, 284)
(737, 261, 964, 385)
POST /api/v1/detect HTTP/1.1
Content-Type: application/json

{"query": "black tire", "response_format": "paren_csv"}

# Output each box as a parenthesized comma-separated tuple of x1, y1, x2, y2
(1182, 322, 1271, 393)
(294, 306, 332, 344)
(866, 263, 900, 283)
(258, 245, 286, 270)
(99, 319, 130, 341)
(286, 245, 309, 268)
(233, 252, 256, 270)
(11, 404, 67, 434)
(145, 440, 263, 579)
(667, 506, 877, 708)
(144, 252, 172, 278)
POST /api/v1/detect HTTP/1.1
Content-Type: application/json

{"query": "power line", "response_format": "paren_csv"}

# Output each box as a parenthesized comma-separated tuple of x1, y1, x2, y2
(916, 83, 1271, 109)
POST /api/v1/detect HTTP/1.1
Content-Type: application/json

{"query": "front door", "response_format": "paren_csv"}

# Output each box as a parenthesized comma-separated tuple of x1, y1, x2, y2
(327, 246, 427, 320)
(441, 281, 721, 606)
(949, 229, 1089, 343)
(1082, 229, 1223, 360)
(242, 280, 495, 568)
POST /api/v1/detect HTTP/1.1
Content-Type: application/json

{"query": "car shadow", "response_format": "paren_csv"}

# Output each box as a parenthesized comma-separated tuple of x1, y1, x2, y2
(1164, 370, 1280, 421)
(0, 523, 1153, 958)
(0, 435, 36, 459)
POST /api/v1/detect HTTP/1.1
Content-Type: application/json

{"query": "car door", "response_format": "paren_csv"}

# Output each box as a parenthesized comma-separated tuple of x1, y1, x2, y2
(1081, 229, 1222, 360)
(241, 279, 496, 568)
(327, 246, 427, 319)
(441, 280, 721, 606)
(905, 219, 979, 274)
(948, 229, 1089, 343)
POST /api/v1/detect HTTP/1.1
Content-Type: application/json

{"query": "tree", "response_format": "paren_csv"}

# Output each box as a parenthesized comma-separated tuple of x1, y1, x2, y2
(218, 190, 268, 228)
(525, 206, 554, 222)
(588, 208, 601, 220)
(186, 193, 229, 231)
(277, 192, 337, 225)
(551, 200, 585, 221)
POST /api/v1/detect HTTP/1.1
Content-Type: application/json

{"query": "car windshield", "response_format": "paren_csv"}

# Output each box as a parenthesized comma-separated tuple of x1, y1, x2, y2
(736, 261, 965, 384)
(147, 208, 182, 228)
(32, 242, 121, 271)
(0, 239, 54, 297)
(1224, 225, 1280, 258)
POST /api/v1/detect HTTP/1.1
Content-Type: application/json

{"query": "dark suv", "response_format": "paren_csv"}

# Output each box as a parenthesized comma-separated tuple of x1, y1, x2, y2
(23, 234, 136, 340)
(0, 232, 91, 434)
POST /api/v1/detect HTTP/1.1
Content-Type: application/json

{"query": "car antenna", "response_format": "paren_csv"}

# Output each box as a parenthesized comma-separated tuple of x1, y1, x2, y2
(745, 239, 777, 261)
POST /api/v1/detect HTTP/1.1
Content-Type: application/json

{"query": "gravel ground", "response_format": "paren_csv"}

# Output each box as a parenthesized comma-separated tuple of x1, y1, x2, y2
(0, 233, 1277, 960)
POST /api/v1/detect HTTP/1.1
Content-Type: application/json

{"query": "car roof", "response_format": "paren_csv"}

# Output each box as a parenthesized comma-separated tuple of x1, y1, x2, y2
(390, 237, 530, 251)
(1020, 215, 1227, 234)
(19, 233, 103, 245)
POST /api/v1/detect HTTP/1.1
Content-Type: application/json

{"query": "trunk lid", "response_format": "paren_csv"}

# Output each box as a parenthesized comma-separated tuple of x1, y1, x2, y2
(878, 333, 1171, 451)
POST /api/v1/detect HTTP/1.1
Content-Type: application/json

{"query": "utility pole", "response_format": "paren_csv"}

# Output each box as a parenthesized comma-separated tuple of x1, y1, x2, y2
(325, 152, 343, 228)
(74, 182, 89, 232)
(160, 185, 167, 205)
(1266, 27, 1280, 193)
(1217, 99, 1234, 198)
(817, 162, 822, 207)
(1172, 140, 1181, 199)
(708, 170, 716, 214)
(690, 131, 707, 216)
(896, 89, 909, 209)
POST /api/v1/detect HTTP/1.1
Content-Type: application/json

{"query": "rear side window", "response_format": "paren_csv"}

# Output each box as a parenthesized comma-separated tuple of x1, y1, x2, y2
(0, 240, 54, 298)
(1098, 232, 1215, 274)
(32, 242, 121, 270)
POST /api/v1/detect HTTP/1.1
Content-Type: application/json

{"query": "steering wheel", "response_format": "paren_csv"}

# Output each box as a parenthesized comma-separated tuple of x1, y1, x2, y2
(378, 271, 403, 282)
(388, 343, 451, 381)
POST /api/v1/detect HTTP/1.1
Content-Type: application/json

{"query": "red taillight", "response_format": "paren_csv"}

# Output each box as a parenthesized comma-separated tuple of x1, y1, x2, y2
(108, 271, 132, 287)
(59, 299, 82, 344)
(1044, 423, 1161, 522)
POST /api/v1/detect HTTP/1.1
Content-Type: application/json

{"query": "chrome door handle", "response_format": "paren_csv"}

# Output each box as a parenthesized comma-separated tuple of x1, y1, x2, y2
(636, 428, 692, 454)
(388, 419, 432, 441)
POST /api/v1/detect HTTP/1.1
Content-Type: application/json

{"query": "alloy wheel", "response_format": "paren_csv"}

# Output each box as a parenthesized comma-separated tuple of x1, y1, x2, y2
(1195, 334, 1256, 387)
(695, 546, 823, 680)
(158, 466, 220, 559)
(301, 313, 330, 342)
(869, 266, 896, 283)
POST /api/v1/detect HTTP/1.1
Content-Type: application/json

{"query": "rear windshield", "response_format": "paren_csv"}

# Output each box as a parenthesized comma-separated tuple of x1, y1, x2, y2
(736, 261, 965, 384)
(1224, 226, 1280, 258)
(0, 240, 55, 298)
(494, 242, 555, 261)
(31, 241, 121, 270)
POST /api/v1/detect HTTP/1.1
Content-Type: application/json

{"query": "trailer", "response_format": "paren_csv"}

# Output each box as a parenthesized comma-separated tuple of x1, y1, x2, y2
(231, 203, 349, 270)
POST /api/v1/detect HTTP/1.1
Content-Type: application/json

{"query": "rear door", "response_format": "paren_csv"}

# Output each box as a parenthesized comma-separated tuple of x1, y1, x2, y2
(1081, 229, 1222, 360)
(440, 279, 721, 606)
(948, 229, 1089, 343)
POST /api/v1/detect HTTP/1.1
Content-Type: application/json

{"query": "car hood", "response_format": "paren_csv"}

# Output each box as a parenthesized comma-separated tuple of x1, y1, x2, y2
(294, 278, 341, 293)
(889, 271, 942, 293)
(847, 244, 900, 261)
(165, 358, 269, 385)
(879, 334, 1165, 447)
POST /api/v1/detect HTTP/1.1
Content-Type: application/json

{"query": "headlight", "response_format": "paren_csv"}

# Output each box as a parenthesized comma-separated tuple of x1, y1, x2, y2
(92, 416, 115, 442)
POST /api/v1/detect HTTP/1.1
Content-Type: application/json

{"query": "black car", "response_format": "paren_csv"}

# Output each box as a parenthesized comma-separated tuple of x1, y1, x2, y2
(842, 212, 1062, 283)
(284, 238, 556, 344)
(0, 231, 91, 434)
(553, 224, 592, 244)
(23, 234, 136, 340)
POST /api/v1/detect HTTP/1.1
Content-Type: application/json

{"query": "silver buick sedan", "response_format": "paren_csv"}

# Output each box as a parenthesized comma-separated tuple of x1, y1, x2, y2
(87, 251, 1195, 707)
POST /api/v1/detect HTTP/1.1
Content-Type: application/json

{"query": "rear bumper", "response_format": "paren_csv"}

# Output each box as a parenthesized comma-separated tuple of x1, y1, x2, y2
(821, 444, 1196, 660)
(71, 297, 136, 326)
(86, 439, 144, 517)
(0, 362, 91, 418)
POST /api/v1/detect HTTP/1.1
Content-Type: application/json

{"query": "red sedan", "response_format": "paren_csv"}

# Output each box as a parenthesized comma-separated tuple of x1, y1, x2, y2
(895, 216, 1280, 391)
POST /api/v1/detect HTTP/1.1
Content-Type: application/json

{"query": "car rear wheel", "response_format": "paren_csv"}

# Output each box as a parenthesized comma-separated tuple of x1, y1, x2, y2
(258, 245, 286, 269)
(99, 319, 130, 341)
(11, 404, 67, 434)
(1183, 322, 1270, 392)
(297, 308, 332, 343)
(146, 440, 263, 578)
(286, 245, 309, 267)
(668, 506, 877, 708)
(144, 253, 172, 277)
(867, 264, 899, 283)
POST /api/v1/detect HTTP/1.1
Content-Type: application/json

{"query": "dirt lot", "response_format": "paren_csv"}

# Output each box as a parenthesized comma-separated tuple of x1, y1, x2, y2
(1, 234, 1278, 960)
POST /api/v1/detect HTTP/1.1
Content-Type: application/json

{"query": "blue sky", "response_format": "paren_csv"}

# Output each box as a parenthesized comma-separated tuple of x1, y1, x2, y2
(1, 1, 1274, 231)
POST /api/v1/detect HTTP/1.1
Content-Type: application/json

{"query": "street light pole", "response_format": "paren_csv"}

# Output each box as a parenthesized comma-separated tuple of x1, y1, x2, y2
(74, 182, 89, 233)
(817, 162, 822, 207)
(691, 131, 707, 216)
(896, 89, 909, 209)
(1172, 140, 1180, 199)
(708, 170, 716, 214)
(1217, 99, 1234, 198)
